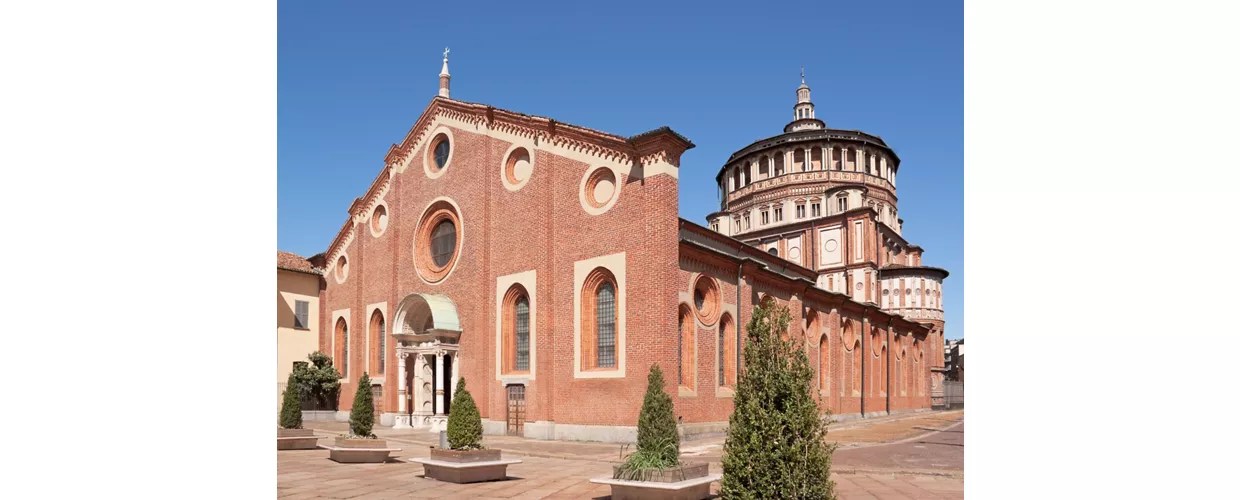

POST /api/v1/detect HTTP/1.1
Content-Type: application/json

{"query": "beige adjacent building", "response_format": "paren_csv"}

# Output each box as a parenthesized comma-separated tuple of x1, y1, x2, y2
(277, 251, 325, 409)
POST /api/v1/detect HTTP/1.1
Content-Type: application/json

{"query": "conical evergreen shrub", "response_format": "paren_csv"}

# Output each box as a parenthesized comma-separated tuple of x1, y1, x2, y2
(721, 303, 836, 499)
(349, 373, 375, 438)
(279, 372, 303, 429)
(615, 364, 681, 480)
(446, 378, 483, 450)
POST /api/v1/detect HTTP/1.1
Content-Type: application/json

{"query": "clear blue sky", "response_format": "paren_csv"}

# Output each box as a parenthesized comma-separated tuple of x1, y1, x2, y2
(278, 0, 963, 339)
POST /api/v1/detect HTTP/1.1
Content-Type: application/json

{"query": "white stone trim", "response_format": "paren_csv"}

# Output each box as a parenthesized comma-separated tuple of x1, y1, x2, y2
(333, 251, 350, 284)
(331, 308, 352, 380)
(495, 270, 538, 381)
(423, 126, 455, 179)
(365, 301, 388, 377)
(574, 252, 627, 379)
(579, 164, 623, 216)
(367, 199, 390, 238)
(500, 141, 536, 192)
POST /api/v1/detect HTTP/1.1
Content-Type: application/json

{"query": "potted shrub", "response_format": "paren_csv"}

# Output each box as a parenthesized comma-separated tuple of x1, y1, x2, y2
(591, 364, 719, 499)
(721, 303, 837, 499)
(327, 373, 400, 463)
(277, 373, 320, 450)
(412, 378, 520, 483)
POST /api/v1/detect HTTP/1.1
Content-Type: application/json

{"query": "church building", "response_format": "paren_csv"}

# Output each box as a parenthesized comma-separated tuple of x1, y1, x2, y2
(298, 51, 949, 443)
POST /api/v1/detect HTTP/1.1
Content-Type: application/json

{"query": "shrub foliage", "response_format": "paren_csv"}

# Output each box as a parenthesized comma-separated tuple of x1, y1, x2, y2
(349, 373, 375, 438)
(446, 378, 484, 450)
(721, 303, 836, 499)
(279, 372, 303, 429)
(291, 351, 343, 410)
(614, 364, 681, 481)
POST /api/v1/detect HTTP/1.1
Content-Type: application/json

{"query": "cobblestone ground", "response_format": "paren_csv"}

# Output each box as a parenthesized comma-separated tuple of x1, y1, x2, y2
(280, 412, 964, 499)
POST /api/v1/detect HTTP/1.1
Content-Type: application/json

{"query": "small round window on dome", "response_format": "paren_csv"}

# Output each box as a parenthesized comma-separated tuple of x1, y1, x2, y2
(433, 137, 450, 170)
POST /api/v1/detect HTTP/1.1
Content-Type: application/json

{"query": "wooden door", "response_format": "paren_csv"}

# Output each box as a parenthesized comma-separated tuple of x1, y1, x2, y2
(506, 385, 525, 436)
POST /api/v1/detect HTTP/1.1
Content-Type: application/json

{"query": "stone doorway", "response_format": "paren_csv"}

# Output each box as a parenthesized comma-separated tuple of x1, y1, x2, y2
(390, 293, 463, 433)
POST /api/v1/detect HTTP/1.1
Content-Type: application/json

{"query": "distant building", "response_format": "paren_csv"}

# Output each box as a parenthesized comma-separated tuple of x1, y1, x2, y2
(944, 338, 964, 382)
(277, 251, 325, 409)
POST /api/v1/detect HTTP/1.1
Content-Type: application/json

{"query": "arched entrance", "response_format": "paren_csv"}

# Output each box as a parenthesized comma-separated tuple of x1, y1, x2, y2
(390, 293, 462, 432)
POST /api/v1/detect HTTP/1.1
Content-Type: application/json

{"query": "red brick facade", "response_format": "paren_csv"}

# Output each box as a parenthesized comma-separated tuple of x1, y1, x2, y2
(311, 91, 939, 440)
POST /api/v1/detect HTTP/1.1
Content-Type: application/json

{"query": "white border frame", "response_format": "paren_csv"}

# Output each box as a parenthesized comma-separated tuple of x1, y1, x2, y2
(579, 164, 622, 216)
(423, 126, 455, 179)
(500, 141, 536, 192)
(573, 252, 626, 379)
(368, 200, 389, 238)
(495, 270, 538, 381)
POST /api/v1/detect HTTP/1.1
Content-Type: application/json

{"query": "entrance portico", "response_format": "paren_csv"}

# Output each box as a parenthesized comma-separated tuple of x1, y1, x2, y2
(390, 293, 463, 432)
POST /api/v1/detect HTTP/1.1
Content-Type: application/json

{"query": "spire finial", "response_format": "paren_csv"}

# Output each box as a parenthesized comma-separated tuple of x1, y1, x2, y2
(801, 65, 805, 84)
(438, 47, 451, 98)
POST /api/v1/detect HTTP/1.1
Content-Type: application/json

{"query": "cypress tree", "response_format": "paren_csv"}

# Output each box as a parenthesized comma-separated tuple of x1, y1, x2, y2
(721, 303, 836, 499)
(279, 372, 303, 429)
(615, 364, 680, 480)
(446, 378, 483, 450)
(349, 373, 375, 438)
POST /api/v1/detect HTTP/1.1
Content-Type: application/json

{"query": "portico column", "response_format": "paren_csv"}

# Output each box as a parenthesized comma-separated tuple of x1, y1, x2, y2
(397, 353, 407, 413)
(434, 352, 445, 415)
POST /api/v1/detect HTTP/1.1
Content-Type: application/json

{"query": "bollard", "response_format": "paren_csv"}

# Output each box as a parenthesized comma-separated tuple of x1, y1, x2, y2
(439, 430, 448, 449)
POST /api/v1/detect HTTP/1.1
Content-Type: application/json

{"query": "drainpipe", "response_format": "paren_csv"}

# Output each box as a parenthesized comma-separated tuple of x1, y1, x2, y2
(887, 317, 893, 415)
(736, 256, 743, 381)
(860, 312, 868, 417)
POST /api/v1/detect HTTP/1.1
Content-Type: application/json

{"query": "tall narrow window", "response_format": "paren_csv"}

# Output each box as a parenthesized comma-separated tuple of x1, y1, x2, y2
(812, 203, 821, 217)
(515, 297, 530, 371)
(370, 310, 386, 376)
(819, 335, 829, 392)
(596, 282, 616, 368)
(294, 300, 309, 329)
(774, 207, 783, 222)
(719, 327, 725, 385)
(796, 204, 805, 218)
(837, 196, 847, 212)
(334, 318, 349, 378)
(378, 317, 385, 374)
(761, 210, 769, 225)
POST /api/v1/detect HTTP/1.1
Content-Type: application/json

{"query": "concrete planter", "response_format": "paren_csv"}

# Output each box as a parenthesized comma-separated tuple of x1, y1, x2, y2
(411, 447, 521, 484)
(276, 428, 320, 450)
(324, 437, 400, 463)
(592, 462, 720, 500)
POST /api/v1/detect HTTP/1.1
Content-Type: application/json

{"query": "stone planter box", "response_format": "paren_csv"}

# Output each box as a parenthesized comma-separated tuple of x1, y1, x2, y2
(591, 462, 719, 500)
(411, 447, 521, 484)
(276, 428, 320, 450)
(323, 437, 400, 463)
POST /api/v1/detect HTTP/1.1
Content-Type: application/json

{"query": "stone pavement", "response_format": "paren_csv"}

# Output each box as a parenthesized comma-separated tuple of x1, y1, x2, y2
(282, 412, 964, 499)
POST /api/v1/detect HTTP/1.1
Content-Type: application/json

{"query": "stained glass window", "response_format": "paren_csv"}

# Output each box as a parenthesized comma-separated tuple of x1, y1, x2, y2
(515, 297, 530, 371)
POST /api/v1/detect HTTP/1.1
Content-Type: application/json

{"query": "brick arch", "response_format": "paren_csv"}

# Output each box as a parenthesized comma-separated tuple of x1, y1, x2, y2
(334, 317, 349, 379)
(502, 283, 531, 374)
(719, 312, 736, 387)
(678, 303, 695, 388)
(581, 267, 618, 371)
(369, 309, 385, 377)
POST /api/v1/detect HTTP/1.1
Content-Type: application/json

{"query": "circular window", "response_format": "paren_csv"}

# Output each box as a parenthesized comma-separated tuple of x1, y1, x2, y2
(692, 275, 721, 325)
(768, 247, 779, 256)
(856, 282, 863, 290)
(906, 288, 912, 295)
(503, 146, 533, 190)
(883, 289, 889, 296)
(824, 239, 838, 252)
(580, 166, 621, 214)
(335, 254, 348, 283)
(370, 203, 388, 237)
(414, 199, 462, 284)
(423, 128, 454, 178)
(916, 289, 921, 295)
(788, 247, 800, 261)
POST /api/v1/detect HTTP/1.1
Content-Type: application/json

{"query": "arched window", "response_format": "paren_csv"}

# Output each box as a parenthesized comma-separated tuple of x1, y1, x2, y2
(335, 317, 349, 378)
(819, 334, 829, 392)
(581, 267, 620, 371)
(515, 297, 530, 371)
(370, 310, 386, 376)
(720, 313, 735, 387)
(502, 284, 531, 374)
(596, 282, 616, 368)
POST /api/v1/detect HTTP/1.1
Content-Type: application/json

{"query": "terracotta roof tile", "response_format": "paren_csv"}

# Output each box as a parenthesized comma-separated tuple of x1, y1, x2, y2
(277, 251, 321, 274)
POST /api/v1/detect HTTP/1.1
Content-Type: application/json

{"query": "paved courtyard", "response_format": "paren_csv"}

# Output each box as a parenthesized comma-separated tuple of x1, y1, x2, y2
(279, 411, 963, 499)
